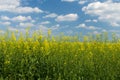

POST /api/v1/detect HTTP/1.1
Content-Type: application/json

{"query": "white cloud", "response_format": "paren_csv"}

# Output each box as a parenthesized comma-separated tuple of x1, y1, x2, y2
(12, 15, 32, 22)
(76, 23, 86, 28)
(76, 23, 100, 30)
(19, 22, 34, 27)
(79, 0, 87, 4)
(55, 13, 78, 22)
(7, 27, 26, 33)
(0, 0, 43, 13)
(1, 15, 32, 22)
(31, 20, 35, 23)
(38, 25, 49, 34)
(93, 19, 98, 22)
(66, 30, 73, 34)
(93, 31, 99, 34)
(0, 0, 20, 7)
(43, 13, 58, 18)
(2, 22, 11, 26)
(40, 21, 50, 25)
(82, 1, 120, 27)
(38, 24, 60, 34)
(0, 21, 11, 26)
(85, 19, 97, 23)
(102, 29, 107, 32)
(61, 0, 77, 2)
(13, 7, 42, 14)
(8, 27, 18, 32)
(110, 22, 120, 27)
(40, 24, 60, 30)
(85, 19, 91, 22)
(50, 24, 60, 30)
(89, 26, 97, 30)
(61, 0, 100, 4)
(1, 16, 10, 20)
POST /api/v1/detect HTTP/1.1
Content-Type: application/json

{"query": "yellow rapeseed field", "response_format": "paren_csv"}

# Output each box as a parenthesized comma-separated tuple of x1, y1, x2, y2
(0, 31, 120, 80)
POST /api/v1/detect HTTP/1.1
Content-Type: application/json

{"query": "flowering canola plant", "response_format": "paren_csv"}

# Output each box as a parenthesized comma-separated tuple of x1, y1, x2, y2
(0, 31, 120, 80)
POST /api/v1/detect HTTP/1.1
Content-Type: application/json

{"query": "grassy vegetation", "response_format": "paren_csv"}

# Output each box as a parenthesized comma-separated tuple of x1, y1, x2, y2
(0, 30, 120, 80)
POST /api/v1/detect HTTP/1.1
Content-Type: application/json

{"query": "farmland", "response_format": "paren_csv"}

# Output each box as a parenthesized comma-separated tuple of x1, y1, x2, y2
(0, 31, 120, 80)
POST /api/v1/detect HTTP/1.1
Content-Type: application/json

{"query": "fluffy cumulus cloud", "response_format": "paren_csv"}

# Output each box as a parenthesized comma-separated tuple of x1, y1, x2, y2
(85, 19, 98, 23)
(55, 13, 78, 22)
(38, 24, 60, 34)
(61, 0, 77, 2)
(0, 21, 11, 26)
(82, 1, 120, 27)
(2, 22, 11, 26)
(93, 31, 99, 34)
(12, 16, 32, 22)
(50, 24, 60, 30)
(1, 16, 10, 21)
(40, 21, 50, 25)
(1, 15, 32, 22)
(79, 0, 87, 4)
(0, 0, 43, 13)
(76, 23, 100, 30)
(61, 0, 87, 4)
(19, 22, 34, 27)
(43, 13, 58, 18)
(8, 27, 18, 32)
(62, 0, 99, 4)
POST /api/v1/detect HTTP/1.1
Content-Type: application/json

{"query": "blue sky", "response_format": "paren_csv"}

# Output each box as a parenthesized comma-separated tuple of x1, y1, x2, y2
(0, 0, 120, 36)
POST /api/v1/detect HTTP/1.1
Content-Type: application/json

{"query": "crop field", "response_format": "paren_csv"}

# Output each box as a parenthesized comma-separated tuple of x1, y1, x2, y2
(0, 31, 120, 80)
